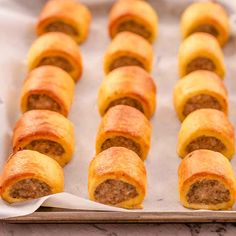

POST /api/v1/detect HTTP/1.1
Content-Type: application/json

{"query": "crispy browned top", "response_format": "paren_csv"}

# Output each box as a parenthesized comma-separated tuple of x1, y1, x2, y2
(107, 66, 156, 92)
(1, 150, 64, 195)
(21, 65, 75, 116)
(178, 150, 236, 189)
(100, 105, 151, 140)
(105, 31, 153, 69)
(108, 0, 158, 42)
(37, 0, 91, 30)
(90, 147, 147, 192)
(13, 110, 74, 151)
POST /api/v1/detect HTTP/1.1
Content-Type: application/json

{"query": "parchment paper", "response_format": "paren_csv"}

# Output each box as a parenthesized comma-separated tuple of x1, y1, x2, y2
(1, 0, 236, 219)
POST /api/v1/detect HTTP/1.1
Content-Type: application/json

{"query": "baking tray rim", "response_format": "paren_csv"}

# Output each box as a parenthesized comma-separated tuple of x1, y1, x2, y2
(3, 207, 236, 223)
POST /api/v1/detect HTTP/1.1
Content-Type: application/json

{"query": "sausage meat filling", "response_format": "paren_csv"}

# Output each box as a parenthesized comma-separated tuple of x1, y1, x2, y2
(24, 140, 65, 156)
(10, 178, 52, 199)
(106, 97, 144, 114)
(186, 57, 216, 75)
(27, 94, 61, 113)
(117, 20, 151, 40)
(186, 135, 226, 154)
(38, 56, 73, 73)
(109, 56, 144, 72)
(101, 136, 141, 157)
(183, 94, 222, 117)
(187, 179, 230, 204)
(191, 24, 219, 37)
(94, 179, 138, 205)
(45, 21, 78, 37)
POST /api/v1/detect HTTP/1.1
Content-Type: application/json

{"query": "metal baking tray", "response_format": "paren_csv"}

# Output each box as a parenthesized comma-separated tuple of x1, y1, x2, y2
(1, 0, 236, 223)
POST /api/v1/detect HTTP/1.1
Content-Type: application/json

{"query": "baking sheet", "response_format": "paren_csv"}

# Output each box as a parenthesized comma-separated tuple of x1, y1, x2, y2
(1, 0, 236, 219)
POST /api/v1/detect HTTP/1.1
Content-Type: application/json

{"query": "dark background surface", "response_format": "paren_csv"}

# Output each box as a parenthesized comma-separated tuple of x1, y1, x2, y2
(1, 222, 236, 236)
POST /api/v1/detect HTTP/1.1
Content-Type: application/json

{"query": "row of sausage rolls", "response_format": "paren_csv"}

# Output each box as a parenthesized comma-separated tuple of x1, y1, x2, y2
(175, 2, 230, 120)
(29, 0, 92, 81)
(88, 0, 158, 209)
(178, 2, 229, 79)
(0, 0, 92, 203)
(175, 2, 236, 210)
(176, 2, 230, 121)
(104, 0, 158, 74)
(0, 103, 75, 203)
(90, 75, 155, 209)
(91, 105, 150, 209)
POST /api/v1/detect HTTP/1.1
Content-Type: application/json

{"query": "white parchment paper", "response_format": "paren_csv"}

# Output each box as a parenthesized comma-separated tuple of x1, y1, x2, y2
(0, 0, 236, 219)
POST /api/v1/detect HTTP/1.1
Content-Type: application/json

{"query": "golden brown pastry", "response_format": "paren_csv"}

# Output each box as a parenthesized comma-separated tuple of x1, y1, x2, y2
(103, 31, 153, 74)
(12, 110, 75, 167)
(96, 105, 151, 161)
(173, 70, 228, 122)
(98, 66, 156, 119)
(178, 32, 225, 79)
(37, 0, 91, 44)
(181, 2, 229, 46)
(20, 66, 75, 117)
(108, 0, 158, 43)
(178, 149, 236, 210)
(27, 32, 83, 81)
(1, 150, 64, 203)
(88, 147, 147, 209)
(177, 109, 235, 159)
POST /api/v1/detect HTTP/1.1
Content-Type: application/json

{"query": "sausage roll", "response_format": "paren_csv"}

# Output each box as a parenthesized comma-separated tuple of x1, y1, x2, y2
(1, 150, 64, 203)
(103, 31, 153, 74)
(20, 66, 75, 117)
(181, 2, 229, 47)
(27, 32, 83, 81)
(96, 105, 151, 161)
(177, 109, 235, 159)
(37, 0, 92, 44)
(88, 147, 147, 209)
(12, 110, 75, 167)
(173, 70, 228, 121)
(98, 66, 156, 119)
(178, 149, 236, 210)
(178, 32, 225, 79)
(108, 0, 158, 43)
